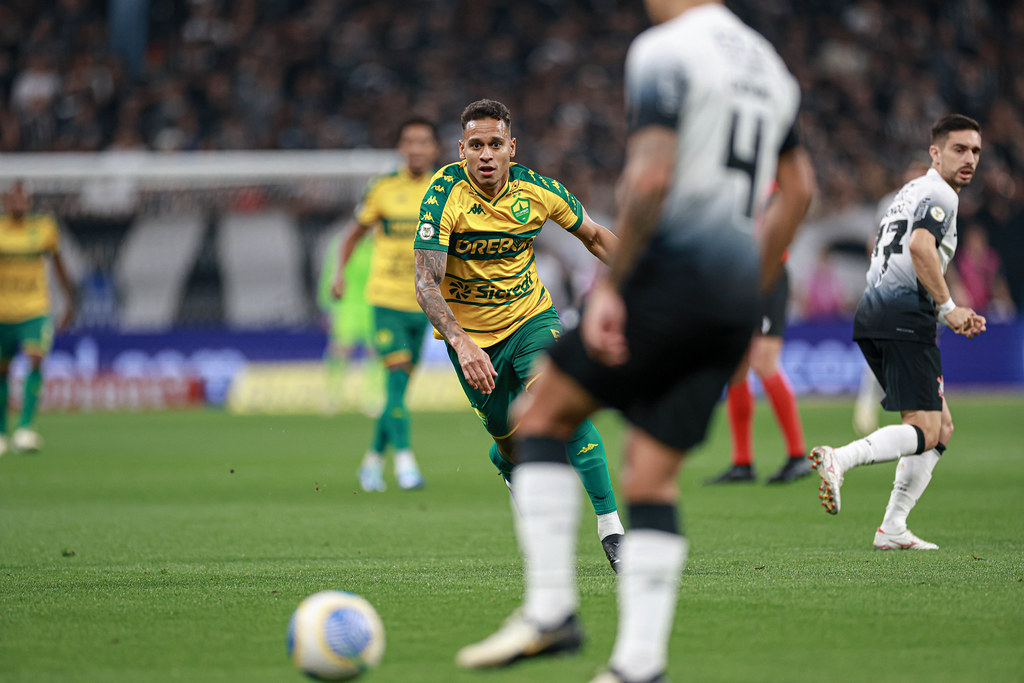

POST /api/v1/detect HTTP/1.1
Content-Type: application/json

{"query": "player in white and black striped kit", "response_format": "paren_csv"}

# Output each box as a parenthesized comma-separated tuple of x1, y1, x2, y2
(455, 1, 815, 680)
(811, 114, 986, 550)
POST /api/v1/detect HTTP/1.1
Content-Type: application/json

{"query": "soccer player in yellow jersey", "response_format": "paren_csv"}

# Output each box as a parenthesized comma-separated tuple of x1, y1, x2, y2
(331, 118, 440, 491)
(414, 99, 625, 571)
(0, 181, 76, 455)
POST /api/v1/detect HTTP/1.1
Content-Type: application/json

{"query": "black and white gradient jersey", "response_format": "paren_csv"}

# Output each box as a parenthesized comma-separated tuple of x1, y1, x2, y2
(624, 3, 800, 257)
(854, 168, 959, 343)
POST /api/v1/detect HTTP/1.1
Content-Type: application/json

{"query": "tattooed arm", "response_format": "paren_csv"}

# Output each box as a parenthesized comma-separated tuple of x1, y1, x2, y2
(414, 248, 498, 394)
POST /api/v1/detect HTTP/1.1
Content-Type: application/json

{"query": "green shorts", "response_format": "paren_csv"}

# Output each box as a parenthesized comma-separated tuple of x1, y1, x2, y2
(447, 308, 562, 439)
(373, 307, 429, 367)
(0, 315, 53, 358)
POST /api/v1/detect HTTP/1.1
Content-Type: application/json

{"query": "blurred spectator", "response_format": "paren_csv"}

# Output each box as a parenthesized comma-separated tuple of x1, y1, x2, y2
(951, 225, 1017, 321)
(801, 249, 850, 320)
(0, 0, 1020, 311)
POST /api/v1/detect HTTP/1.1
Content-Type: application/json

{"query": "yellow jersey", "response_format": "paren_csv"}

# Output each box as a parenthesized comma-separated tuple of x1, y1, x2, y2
(355, 166, 435, 313)
(0, 213, 60, 323)
(413, 161, 584, 347)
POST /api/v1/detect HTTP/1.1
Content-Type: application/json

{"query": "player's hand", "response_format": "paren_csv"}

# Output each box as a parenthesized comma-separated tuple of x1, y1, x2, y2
(941, 306, 972, 334)
(330, 277, 345, 300)
(452, 336, 498, 394)
(963, 311, 987, 339)
(582, 281, 628, 366)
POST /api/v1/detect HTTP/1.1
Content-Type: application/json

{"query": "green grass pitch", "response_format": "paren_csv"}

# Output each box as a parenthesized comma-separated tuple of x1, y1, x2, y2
(1, 394, 1022, 682)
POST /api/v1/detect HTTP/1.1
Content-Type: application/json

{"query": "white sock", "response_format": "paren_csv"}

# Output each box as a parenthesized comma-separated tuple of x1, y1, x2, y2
(362, 451, 383, 466)
(513, 462, 580, 628)
(394, 449, 416, 471)
(609, 530, 688, 681)
(836, 424, 920, 472)
(598, 511, 625, 540)
(880, 448, 941, 534)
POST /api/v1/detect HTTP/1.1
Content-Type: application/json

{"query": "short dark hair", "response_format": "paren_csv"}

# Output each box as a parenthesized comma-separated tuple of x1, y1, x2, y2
(930, 114, 981, 145)
(396, 117, 438, 144)
(460, 99, 511, 131)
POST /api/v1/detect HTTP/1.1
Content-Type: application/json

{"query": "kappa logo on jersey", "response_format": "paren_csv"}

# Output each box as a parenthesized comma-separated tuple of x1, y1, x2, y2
(930, 205, 946, 222)
(511, 197, 531, 224)
(576, 443, 598, 455)
(418, 222, 435, 240)
(468, 203, 486, 215)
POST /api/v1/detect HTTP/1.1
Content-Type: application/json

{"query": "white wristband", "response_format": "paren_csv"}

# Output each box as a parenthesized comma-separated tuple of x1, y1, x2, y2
(938, 298, 956, 317)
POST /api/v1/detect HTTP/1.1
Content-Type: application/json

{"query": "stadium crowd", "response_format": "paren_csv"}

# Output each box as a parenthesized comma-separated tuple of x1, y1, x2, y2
(0, 0, 1022, 312)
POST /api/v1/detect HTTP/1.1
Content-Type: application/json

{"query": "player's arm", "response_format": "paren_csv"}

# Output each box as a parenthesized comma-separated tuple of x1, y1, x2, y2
(331, 221, 371, 300)
(414, 248, 497, 393)
(608, 126, 676, 288)
(760, 145, 816, 290)
(909, 228, 985, 338)
(570, 207, 619, 265)
(51, 250, 76, 332)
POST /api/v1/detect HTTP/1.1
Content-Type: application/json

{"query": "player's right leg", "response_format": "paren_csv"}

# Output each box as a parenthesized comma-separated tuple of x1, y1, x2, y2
(456, 361, 600, 670)
(708, 351, 756, 484)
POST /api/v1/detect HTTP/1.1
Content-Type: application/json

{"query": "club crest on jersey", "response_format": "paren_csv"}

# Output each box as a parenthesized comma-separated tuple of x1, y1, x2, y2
(511, 197, 531, 224)
(418, 222, 435, 240)
(930, 205, 946, 222)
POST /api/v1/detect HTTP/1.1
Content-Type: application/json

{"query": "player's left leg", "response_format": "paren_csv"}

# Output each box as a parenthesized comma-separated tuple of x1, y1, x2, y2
(11, 317, 51, 453)
(750, 335, 810, 483)
(514, 312, 623, 558)
(456, 360, 601, 669)
(0, 351, 11, 457)
(602, 427, 687, 683)
(874, 396, 951, 550)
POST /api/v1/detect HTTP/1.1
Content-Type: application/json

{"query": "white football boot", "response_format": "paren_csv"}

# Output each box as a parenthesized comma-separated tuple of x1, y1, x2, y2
(358, 453, 386, 492)
(873, 527, 938, 550)
(809, 446, 843, 514)
(394, 450, 425, 490)
(12, 428, 42, 453)
(455, 610, 582, 669)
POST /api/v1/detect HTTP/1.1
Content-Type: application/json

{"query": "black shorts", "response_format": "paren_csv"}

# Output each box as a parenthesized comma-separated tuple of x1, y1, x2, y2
(548, 245, 759, 452)
(758, 267, 788, 337)
(856, 338, 943, 412)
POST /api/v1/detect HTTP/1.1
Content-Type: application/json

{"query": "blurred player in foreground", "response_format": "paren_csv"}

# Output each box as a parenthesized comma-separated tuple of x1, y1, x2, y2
(811, 115, 986, 550)
(0, 181, 76, 455)
(413, 99, 625, 571)
(332, 118, 440, 491)
(455, 1, 814, 679)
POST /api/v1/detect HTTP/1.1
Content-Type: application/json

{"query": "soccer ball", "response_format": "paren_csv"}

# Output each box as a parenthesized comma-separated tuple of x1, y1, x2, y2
(287, 590, 386, 681)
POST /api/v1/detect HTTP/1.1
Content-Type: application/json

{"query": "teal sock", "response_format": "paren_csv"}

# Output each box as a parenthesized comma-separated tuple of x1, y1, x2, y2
(383, 369, 411, 450)
(19, 367, 42, 429)
(566, 419, 618, 515)
(488, 442, 515, 483)
(371, 414, 389, 454)
(0, 372, 8, 434)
